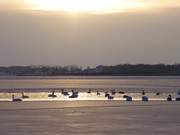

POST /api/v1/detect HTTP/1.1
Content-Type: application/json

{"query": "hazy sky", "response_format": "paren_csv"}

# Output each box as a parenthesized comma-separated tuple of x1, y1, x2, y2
(0, 0, 180, 67)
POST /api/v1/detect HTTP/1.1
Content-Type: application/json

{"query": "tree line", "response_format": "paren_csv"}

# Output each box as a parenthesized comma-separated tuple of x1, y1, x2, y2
(0, 64, 180, 76)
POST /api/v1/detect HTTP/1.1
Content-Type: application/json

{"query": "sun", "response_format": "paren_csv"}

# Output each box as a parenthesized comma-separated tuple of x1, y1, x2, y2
(29, 0, 149, 13)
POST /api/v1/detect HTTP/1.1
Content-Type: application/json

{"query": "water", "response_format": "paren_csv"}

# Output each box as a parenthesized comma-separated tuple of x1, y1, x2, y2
(0, 76, 180, 101)
(0, 76, 180, 89)
(0, 102, 180, 135)
(1, 76, 179, 135)
(0, 92, 178, 101)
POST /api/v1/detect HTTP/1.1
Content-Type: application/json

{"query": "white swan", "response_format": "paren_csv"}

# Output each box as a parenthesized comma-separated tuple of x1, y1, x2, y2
(12, 95, 22, 102)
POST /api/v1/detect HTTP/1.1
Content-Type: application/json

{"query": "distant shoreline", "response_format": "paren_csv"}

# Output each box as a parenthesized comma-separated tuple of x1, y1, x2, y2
(1, 64, 180, 76)
(1, 75, 180, 78)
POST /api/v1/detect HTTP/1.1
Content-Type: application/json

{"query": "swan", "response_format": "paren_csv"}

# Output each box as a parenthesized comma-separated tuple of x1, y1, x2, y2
(175, 91, 180, 101)
(123, 95, 132, 101)
(69, 90, 78, 98)
(177, 91, 180, 95)
(167, 94, 172, 101)
(142, 96, 149, 101)
(97, 91, 101, 96)
(176, 94, 180, 101)
(105, 92, 110, 97)
(111, 90, 116, 95)
(69, 93, 78, 98)
(48, 91, 57, 98)
(142, 90, 145, 95)
(119, 91, 125, 94)
(123, 95, 128, 98)
(88, 89, 92, 94)
(108, 95, 114, 100)
(69, 94, 78, 98)
(126, 96, 133, 101)
(61, 89, 69, 96)
(71, 90, 78, 95)
(12, 95, 22, 102)
(22, 92, 29, 99)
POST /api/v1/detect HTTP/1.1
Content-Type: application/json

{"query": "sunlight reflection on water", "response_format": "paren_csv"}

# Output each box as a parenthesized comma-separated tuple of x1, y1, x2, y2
(0, 92, 178, 101)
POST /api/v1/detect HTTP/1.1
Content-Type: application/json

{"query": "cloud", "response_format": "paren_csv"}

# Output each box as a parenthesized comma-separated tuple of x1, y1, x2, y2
(0, 7, 180, 66)
(0, 0, 30, 10)
(142, 0, 180, 8)
(0, 0, 180, 66)
(0, 0, 180, 12)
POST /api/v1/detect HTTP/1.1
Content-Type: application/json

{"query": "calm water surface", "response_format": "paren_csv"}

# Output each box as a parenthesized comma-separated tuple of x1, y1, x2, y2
(0, 76, 180, 90)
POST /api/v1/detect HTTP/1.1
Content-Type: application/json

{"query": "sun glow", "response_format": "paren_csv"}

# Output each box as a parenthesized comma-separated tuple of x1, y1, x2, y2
(30, 0, 150, 13)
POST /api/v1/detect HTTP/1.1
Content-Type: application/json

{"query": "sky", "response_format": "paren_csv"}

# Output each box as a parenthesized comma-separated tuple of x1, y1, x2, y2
(0, 0, 180, 67)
